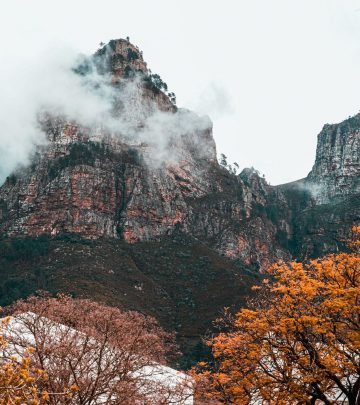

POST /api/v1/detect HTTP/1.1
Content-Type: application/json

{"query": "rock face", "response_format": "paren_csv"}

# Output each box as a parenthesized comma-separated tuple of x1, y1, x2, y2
(0, 38, 359, 275)
(0, 38, 359, 362)
(307, 114, 360, 204)
(0, 39, 291, 273)
(0, 121, 284, 272)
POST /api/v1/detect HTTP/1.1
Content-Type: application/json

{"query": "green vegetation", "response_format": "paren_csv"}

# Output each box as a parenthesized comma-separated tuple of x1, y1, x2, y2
(124, 65, 136, 78)
(48, 141, 107, 180)
(47, 141, 141, 181)
(167, 92, 176, 104)
(148, 73, 168, 92)
(219, 153, 240, 175)
(0, 236, 51, 305)
(112, 53, 125, 64)
(5, 174, 17, 186)
(72, 56, 93, 76)
(127, 48, 139, 61)
(179, 341, 212, 370)
(142, 72, 177, 105)
(0, 235, 50, 261)
(0, 236, 256, 366)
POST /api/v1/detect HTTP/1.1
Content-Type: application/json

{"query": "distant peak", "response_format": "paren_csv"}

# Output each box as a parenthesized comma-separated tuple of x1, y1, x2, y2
(94, 38, 148, 78)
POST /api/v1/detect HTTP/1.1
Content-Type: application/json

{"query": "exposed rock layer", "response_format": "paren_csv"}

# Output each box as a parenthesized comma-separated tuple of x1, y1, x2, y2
(307, 114, 360, 204)
(0, 39, 359, 363)
(0, 39, 359, 273)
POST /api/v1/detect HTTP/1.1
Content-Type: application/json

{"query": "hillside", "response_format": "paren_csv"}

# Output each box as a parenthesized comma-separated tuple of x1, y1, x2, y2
(0, 38, 359, 364)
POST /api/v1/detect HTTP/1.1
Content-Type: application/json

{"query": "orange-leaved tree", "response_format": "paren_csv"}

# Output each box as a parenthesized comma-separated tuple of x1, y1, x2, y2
(195, 227, 360, 404)
(0, 316, 49, 404)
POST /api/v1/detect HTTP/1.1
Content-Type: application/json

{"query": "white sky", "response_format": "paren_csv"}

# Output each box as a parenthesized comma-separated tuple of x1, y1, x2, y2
(1, 0, 360, 185)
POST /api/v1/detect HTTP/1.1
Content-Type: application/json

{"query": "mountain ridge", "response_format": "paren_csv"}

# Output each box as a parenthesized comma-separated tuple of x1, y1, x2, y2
(0, 38, 359, 363)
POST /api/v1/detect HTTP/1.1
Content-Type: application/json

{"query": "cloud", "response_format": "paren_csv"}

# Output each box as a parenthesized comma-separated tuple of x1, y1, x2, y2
(0, 42, 212, 185)
(188, 83, 234, 119)
(0, 44, 115, 184)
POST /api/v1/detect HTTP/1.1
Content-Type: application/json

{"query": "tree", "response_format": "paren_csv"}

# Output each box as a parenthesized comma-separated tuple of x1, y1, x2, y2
(127, 48, 139, 62)
(143, 72, 176, 104)
(167, 92, 176, 104)
(219, 155, 239, 175)
(149, 73, 168, 92)
(0, 316, 72, 404)
(195, 227, 360, 404)
(219, 154, 228, 168)
(124, 65, 135, 78)
(0, 316, 43, 404)
(5, 294, 192, 405)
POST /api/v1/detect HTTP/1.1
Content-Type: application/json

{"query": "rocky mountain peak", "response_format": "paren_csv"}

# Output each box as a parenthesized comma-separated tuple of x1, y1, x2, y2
(306, 113, 360, 203)
(0, 39, 359, 365)
(94, 38, 148, 81)
(0, 40, 359, 276)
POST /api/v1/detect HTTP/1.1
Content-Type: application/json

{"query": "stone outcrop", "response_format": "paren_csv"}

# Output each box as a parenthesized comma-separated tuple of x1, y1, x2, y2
(0, 38, 359, 275)
(306, 114, 360, 204)
(0, 114, 285, 272)
(0, 39, 359, 363)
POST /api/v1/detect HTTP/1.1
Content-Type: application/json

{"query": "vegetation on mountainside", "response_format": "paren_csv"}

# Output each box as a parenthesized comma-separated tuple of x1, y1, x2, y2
(0, 236, 50, 262)
(47, 141, 140, 180)
(48, 141, 108, 180)
(0, 236, 51, 305)
(143, 71, 177, 105)
(219, 153, 240, 175)
(93, 39, 177, 105)
(194, 227, 360, 404)
(0, 236, 256, 369)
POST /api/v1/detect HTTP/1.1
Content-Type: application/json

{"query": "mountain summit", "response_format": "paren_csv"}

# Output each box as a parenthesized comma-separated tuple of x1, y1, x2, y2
(0, 39, 359, 360)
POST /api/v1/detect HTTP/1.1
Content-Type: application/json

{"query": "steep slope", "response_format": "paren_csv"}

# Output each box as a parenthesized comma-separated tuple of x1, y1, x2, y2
(272, 115, 360, 259)
(0, 39, 359, 362)
(307, 114, 360, 204)
(0, 233, 258, 367)
(0, 39, 288, 273)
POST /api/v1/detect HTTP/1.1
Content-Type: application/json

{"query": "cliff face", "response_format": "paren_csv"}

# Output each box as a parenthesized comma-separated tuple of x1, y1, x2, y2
(307, 114, 360, 204)
(0, 38, 359, 361)
(0, 116, 285, 272)
(0, 38, 359, 273)
(0, 39, 292, 273)
(0, 114, 215, 239)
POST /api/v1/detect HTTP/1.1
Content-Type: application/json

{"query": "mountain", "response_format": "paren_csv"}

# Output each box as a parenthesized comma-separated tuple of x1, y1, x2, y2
(0, 39, 359, 364)
(307, 115, 360, 204)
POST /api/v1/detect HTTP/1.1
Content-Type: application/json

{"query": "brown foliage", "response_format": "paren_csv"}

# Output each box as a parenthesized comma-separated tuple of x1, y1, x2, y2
(194, 227, 360, 404)
(3, 294, 191, 404)
(0, 316, 69, 404)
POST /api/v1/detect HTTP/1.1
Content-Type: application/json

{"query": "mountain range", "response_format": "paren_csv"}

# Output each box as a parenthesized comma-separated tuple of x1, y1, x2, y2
(0, 39, 359, 365)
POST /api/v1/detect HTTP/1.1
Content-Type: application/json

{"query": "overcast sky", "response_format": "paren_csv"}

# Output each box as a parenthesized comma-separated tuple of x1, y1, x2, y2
(1, 0, 360, 184)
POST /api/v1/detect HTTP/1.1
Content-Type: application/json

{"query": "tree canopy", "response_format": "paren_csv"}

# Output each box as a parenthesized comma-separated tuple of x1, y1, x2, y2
(195, 227, 360, 404)
(2, 295, 191, 404)
(0, 316, 72, 404)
